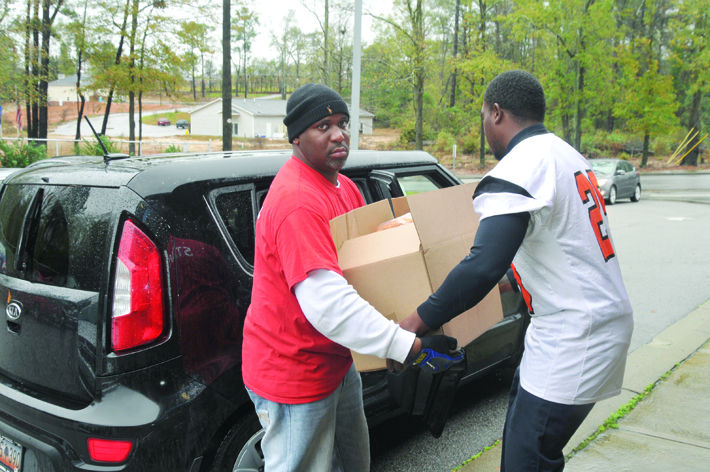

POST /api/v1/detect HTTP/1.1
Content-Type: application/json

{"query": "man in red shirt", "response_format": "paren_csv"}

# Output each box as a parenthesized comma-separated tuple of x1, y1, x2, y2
(242, 84, 454, 471)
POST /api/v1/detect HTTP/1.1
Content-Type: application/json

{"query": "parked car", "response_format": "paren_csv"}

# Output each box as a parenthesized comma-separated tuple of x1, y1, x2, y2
(0, 149, 529, 472)
(590, 158, 642, 204)
(157, 117, 171, 126)
(176, 119, 189, 129)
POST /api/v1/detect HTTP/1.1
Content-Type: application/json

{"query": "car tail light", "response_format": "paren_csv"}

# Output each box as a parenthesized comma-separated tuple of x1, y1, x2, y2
(111, 220, 165, 352)
(87, 438, 133, 463)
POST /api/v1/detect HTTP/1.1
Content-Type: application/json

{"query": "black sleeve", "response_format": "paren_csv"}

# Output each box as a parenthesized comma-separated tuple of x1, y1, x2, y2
(417, 211, 530, 330)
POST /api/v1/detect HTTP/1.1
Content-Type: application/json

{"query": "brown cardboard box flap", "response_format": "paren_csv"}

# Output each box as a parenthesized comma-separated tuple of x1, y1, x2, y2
(330, 198, 394, 249)
(406, 182, 478, 252)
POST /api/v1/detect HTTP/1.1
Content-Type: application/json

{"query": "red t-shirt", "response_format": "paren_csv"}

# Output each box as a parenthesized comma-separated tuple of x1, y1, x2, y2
(242, 157, 365, 403)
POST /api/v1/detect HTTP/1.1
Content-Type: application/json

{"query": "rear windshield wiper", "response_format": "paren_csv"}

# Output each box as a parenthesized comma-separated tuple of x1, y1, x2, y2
(84, 116, 130, 164)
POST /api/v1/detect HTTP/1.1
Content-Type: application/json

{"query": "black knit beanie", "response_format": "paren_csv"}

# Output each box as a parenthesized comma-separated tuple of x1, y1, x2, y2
(284, 84, 349, 143)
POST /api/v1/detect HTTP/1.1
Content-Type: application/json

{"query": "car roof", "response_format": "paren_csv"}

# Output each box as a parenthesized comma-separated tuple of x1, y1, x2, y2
(6, 149, 441, 194)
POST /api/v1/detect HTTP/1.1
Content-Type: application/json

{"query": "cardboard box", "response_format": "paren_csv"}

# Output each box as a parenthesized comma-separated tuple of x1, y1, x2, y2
(330, 182, 503, 371)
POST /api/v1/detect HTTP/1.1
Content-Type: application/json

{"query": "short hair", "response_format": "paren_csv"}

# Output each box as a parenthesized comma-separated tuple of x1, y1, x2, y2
(483, 70, 545, 122)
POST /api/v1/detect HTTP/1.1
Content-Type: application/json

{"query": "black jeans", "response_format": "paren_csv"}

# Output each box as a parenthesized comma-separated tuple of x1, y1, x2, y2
(500, 367, 594, 472)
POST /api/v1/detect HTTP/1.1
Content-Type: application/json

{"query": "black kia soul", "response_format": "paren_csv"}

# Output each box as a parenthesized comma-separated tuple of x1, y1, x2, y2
(0, 150, 528, 472)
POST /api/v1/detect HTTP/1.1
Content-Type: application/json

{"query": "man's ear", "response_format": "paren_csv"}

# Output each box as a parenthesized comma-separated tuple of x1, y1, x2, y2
(293, 138, 300, 145)
(492, 103, 504, 124)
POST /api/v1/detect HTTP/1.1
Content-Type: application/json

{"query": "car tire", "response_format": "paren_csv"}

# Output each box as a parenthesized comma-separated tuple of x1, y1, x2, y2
(631, 184, 641, 202)
(210, 412, 264, 472)
(607, 185, 617, 205)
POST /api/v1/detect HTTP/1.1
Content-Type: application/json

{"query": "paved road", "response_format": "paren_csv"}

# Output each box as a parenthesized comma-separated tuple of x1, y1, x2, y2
(370, 173, 710, 471)
(54, 108, 190, 138)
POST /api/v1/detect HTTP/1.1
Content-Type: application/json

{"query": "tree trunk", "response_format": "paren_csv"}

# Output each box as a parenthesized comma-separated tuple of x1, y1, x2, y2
(449, 0, 460, 108)
(562, 113, 572, 144)
(682, 90, 702, 166)
(641, 132, 650, 168)
(606, 110, 614, 132)
(38, 0, 63, 143)
(101, 0, 129, 135)
(479, 119, 486, 169)
(222, 0, 232, 150)
(234, 62, 239, 97)
(200, 53, 205, 98)
(323, 0, 329, 85)
(415, 73, 423, 150)
(23, 0, 32, 138)
(127, 0, 138, 155)
(73, 0, 87, 145)
(74, 69, 85, 143)
(574, 61, 584, 151)
(243, 50, 247, 98)
(30, 0, 39, 139)
(191, 64, 196, 100)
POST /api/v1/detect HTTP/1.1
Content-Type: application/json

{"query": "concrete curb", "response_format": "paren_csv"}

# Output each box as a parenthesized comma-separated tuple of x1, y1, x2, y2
(458, 297, 710, 472)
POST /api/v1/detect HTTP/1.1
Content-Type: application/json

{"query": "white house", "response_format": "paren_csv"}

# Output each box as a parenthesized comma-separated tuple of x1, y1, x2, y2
(189, 97, 375, 139)
(48, 73, 107, 104)
(48, 75, 77, 104)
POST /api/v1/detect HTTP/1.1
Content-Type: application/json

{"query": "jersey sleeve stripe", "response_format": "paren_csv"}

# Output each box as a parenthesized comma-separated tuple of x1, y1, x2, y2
(473, 176, 533, 200)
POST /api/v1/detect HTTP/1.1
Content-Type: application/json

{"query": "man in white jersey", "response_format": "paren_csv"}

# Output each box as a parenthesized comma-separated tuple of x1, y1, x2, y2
(398, 70, 633, 471)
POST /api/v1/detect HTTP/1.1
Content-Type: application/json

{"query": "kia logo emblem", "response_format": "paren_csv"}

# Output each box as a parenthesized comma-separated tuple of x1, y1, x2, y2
(6, 301, 22, 320)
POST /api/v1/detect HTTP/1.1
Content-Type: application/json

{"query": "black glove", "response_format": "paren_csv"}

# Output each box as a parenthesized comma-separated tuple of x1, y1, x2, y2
(411, 334, 465, 373)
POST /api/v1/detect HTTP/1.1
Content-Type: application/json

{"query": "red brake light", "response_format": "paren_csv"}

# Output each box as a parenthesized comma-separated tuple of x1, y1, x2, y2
(111, 220, 165, 352)
(87, 438, 133, 463)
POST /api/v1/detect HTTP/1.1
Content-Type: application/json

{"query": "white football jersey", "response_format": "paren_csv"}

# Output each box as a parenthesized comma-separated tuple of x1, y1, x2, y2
(474, 130, 633, 404)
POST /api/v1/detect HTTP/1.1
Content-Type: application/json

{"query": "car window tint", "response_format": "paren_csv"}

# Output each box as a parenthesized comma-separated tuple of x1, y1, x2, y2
(591, 161, 615, 176)
(0, 185, 111, 290)
(398, 174, 442, 195)
(212, 188, 256, 267)
(0, 185, 34, 275)
(30, 192, 69, 286)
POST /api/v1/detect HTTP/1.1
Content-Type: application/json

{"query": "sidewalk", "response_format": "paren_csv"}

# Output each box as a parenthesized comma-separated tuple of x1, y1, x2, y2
(460, 298, 710, 472)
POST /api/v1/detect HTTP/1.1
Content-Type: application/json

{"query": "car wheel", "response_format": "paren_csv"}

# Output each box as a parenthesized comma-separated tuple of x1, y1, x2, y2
(607, 185, 617, 205)
(210, 413, 264, 472)
(631, 184, 641, 202)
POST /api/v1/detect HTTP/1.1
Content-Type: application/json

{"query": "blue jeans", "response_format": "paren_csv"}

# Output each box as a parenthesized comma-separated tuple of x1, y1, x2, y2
(501, 367, 594, 471)
(247, 364, 370, 472)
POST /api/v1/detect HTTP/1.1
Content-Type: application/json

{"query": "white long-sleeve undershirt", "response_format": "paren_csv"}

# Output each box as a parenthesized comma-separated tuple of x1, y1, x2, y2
(294, 269, 415, 364)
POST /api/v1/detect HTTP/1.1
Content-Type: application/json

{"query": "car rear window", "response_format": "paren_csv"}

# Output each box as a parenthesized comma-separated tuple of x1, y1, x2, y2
(0, 185, 112, 291)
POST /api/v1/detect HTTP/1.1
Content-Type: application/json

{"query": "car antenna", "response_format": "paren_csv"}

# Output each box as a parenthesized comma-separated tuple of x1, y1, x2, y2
(83, 116, 130, 164)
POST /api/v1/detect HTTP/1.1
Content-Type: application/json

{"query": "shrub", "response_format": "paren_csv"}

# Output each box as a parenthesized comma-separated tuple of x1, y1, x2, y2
(397, 121, 417, 147)
(0, 140, 47, 167)
(79, 135, 120, 156)
(164, 144, 182, 153)
(652, 135, 673, 157)
(462, 126, 482, 155)
(397, 121, 434, 147)
(434, 130, 456, 154)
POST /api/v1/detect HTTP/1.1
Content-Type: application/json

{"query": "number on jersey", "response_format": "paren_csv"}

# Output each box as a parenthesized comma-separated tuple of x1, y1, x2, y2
(574, 170, 615, 261)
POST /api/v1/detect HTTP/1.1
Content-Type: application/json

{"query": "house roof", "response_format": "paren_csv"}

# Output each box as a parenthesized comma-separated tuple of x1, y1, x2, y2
(49, 75, 79, 86)
(189, 97, 374, 118)
(49, 73, 93, 87)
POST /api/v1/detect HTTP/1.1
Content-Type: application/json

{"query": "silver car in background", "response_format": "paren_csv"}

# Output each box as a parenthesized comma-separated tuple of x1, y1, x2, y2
(590, 158, 642, 204)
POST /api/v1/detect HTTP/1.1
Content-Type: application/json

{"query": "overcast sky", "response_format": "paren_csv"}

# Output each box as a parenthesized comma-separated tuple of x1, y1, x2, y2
(249, 0, 393, 60)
